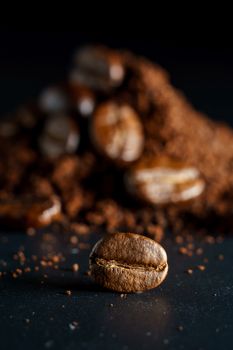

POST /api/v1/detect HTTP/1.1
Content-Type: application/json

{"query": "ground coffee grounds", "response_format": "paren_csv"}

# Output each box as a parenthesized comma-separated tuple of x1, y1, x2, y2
(1, 45, 233, 238)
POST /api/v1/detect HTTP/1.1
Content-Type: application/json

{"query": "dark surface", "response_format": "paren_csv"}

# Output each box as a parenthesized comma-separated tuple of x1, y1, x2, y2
(0, 230, 233, 350)
(0, 32, 233, 350)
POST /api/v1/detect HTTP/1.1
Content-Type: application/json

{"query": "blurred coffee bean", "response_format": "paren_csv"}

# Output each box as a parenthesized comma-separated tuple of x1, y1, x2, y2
(39, 114, 80, 158)
(91, 101, 144, 163)
(69, 83, 95, 117)
(39, 86, 69, 113)
(125, 156, 205, 205)
(70, 46, 125, 91)
(0, 195, 61, 229)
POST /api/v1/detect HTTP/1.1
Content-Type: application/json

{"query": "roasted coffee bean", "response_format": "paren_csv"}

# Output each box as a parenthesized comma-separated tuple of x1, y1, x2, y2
(125, 156, 205, 205)
(0, 195, 61, 229)
(91, 102, 144, 163)
(89, 232, 168, 293)
(39, 114, 80, 158)
(70, 46, 125, 91)
(39, 86, 69, 113)
(69, 83, 95, 117)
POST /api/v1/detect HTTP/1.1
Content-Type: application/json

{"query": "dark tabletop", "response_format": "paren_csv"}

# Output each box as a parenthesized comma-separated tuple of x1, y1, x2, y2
(0, 230, 233, 350)
(0, 32, 233, 350)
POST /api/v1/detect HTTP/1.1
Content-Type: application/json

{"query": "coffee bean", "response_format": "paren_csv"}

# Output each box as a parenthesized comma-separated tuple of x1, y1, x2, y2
(89, 232, 168, 292)
(91, 102, 144, 163)
(39, 86, 69, 113)
(70, 46, 125, 91)
(125, 156, 205, 205)
(69, 83, 95, 117)
(39, 114, 80, 158)
(0, 195, 61, 229)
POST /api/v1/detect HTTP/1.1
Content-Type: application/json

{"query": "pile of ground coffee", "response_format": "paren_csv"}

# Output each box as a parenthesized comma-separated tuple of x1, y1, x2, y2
(1, 45, 233, 238)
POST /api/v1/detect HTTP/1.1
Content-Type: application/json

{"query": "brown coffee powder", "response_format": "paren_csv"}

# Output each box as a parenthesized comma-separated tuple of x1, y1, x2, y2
(0, 46, 233, 236)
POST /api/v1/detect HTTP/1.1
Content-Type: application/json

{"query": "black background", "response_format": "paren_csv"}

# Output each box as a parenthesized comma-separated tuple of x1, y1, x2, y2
(0, 31, 233, 350)
(0, 30, 233, 123)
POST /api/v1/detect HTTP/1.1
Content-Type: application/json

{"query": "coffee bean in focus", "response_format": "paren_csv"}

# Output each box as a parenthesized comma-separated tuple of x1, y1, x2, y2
(89, 232, 168, 293)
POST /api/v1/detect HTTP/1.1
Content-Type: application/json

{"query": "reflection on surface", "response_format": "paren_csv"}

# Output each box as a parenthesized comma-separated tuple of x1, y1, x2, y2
(91, 295, 171, 345)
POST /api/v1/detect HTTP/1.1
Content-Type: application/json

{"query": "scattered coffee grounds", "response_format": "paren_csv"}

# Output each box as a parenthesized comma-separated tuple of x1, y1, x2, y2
(89, 232, 168, 292)
(1, 45, 233, 236)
